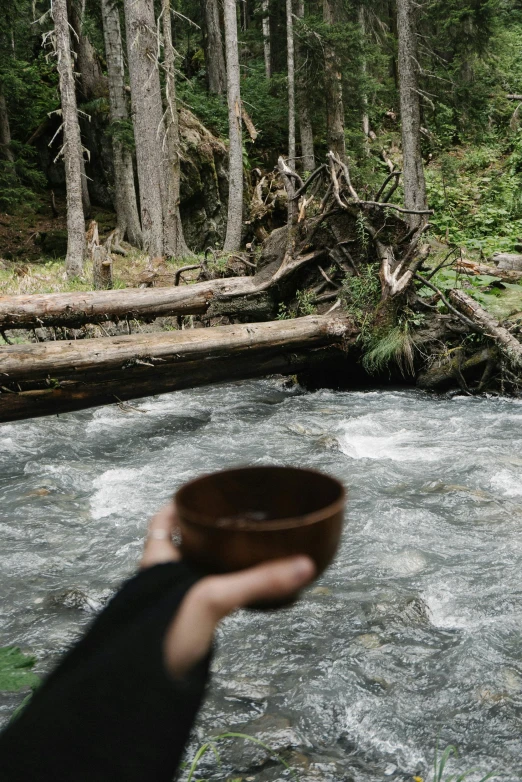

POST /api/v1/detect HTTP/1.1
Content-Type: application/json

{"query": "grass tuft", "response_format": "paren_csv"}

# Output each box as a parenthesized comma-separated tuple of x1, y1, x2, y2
(363, 321, 417, 376)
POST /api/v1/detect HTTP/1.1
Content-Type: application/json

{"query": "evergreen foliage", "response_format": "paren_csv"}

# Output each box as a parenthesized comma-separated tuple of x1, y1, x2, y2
(0, 0, 522, 256)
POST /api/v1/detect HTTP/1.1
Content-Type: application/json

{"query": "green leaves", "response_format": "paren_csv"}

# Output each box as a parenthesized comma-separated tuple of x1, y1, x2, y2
(0, 646, 40, 693)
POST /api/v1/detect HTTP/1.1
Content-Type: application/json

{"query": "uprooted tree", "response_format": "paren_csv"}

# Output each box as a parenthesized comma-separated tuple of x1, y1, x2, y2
(0, 154, 521, 421)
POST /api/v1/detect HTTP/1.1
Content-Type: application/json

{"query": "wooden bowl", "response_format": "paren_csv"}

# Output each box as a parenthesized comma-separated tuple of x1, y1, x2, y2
(175, 466, 345, 581)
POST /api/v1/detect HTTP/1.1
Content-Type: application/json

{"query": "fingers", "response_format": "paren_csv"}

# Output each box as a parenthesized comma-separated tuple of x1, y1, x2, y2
(140, 502, 181, 569)
(163, 556, 315, 678)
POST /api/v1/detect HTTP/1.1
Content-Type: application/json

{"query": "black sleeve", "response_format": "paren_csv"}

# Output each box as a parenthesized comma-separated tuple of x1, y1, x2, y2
(0, 561, 211, 782)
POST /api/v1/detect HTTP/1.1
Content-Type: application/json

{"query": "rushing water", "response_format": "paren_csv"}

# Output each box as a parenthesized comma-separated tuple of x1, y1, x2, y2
(1, 382, 522, 781)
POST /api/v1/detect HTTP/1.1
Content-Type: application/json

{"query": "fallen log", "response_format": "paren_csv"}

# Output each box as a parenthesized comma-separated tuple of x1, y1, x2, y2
(0, 250, 326, 331)
(0, 314, 351, 382)
(417, 347, 495, 390)
(0, 316, 355, 422)
(456, 259, 522, 283)
(449, 289, 522, 371)
(0, 346, 347, 423)
(0, 278, 256, 331)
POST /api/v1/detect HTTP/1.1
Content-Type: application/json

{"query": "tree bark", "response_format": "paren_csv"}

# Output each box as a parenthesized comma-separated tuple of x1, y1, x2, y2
(396, 0, 427, 227)
(52, 0, 86, 278)
(286, 0, 296, 171)
(223, 0, 244, 252)
(296, 0, 314, 172)
(203, 0, 227, 95)
(123, 0, 165, 256)
(100, 0, 142, 247)
(162, 0, 191, 258)
(323, 0, 346, 161)
(0, 315, 351, 382)
(262, 0, 271, 79)
(0, 88, 15, 164)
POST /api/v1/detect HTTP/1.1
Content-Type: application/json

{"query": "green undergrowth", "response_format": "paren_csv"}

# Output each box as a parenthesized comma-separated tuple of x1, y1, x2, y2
(0, 646, 39, 692)
(0, 646, 40, 723)
(417, 266, 522, 321)
(426, 140, 522, 257)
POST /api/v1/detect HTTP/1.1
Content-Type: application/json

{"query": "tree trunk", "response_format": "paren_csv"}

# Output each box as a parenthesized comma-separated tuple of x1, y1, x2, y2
(100, 0, 142, 247)
(203, 0, 227, 95)
(358, 5, 370, 139)
(296, 0, 314, 172)
(123, 0, 165, 257)
(79, 147, 91, 218)
(286, 0, 296, 171)
(0, 248, 327, 330)
(223, 0, 244, 252)
(323, 0, 346, 161)
(396, 0, 427, 227)
(0, 315, 351, 382)
(262, 0, 271, 79)
(0, 88, 15, 164)
(162, 0, 191, 258)
(0, 343, 347, 423)
(52, 0, 86, 278)
(67, 0, 106, 101)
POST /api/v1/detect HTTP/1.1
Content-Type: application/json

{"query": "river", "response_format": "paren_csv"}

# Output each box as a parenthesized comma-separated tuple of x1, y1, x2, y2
(1, 381, 522, 781)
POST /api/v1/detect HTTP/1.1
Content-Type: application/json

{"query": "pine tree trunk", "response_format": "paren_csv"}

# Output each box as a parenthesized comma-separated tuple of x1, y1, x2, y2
(79, 149, 91, 218)
(323, 0, 346, 161)
(67, 0, 106, 101)
(204, 0, 227, 95)
(223, 0, 243, 252)
(396, 0, 427, 227)
(262, 0, 271, 79)
(0, 89, 15, 164)
(358, 5, 370, 139)
(286, 0, 296, 170)
(100, 0, 142, 247)
(296, 0, 314, 172)
(123, 0, 165, 256)
(53, 0, 85, 278)
(162, 0, 191, 258)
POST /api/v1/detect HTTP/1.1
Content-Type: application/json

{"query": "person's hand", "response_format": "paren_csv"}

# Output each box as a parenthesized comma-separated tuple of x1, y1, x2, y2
(141, 503, 316, 678)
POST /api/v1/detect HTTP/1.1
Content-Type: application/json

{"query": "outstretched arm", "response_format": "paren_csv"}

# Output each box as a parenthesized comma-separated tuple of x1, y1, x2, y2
(0, 503, 314, 782)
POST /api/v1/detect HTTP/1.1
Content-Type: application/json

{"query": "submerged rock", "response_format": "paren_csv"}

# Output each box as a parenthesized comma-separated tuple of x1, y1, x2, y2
(48, 587, 109, 613)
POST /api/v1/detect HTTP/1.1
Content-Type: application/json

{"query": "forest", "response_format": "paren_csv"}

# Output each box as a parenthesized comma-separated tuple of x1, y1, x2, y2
(2, 3, 522, 779)
(0, 0, 521, 418)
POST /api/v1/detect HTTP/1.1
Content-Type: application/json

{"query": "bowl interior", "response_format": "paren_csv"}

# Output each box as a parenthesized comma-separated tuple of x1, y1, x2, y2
(175, 466, 344, 529)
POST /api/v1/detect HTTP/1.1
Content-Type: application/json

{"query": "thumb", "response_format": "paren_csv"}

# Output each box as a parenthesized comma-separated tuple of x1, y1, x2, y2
(163, 556, 315, 678)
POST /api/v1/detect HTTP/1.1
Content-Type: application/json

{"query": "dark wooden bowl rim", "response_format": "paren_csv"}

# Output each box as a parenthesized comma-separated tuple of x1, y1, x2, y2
(175, 466, 346, 532)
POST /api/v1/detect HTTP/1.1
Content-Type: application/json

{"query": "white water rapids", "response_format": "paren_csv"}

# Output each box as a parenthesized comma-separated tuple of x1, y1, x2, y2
(1, 381, 522, 781)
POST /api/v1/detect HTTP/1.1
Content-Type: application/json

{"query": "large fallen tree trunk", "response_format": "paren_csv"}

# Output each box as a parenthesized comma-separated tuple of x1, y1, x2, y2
(0, 314, 352, 382)
(0, 250, 327, 332)
(0, 345, 347, 423)
(0, 278, 258, 330)
(0, 315, 355, 421)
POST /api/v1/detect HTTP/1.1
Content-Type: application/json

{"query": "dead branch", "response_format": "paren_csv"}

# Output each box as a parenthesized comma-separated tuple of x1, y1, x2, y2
(449, 289, 522, 371)
(174, 264, 201, 286)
